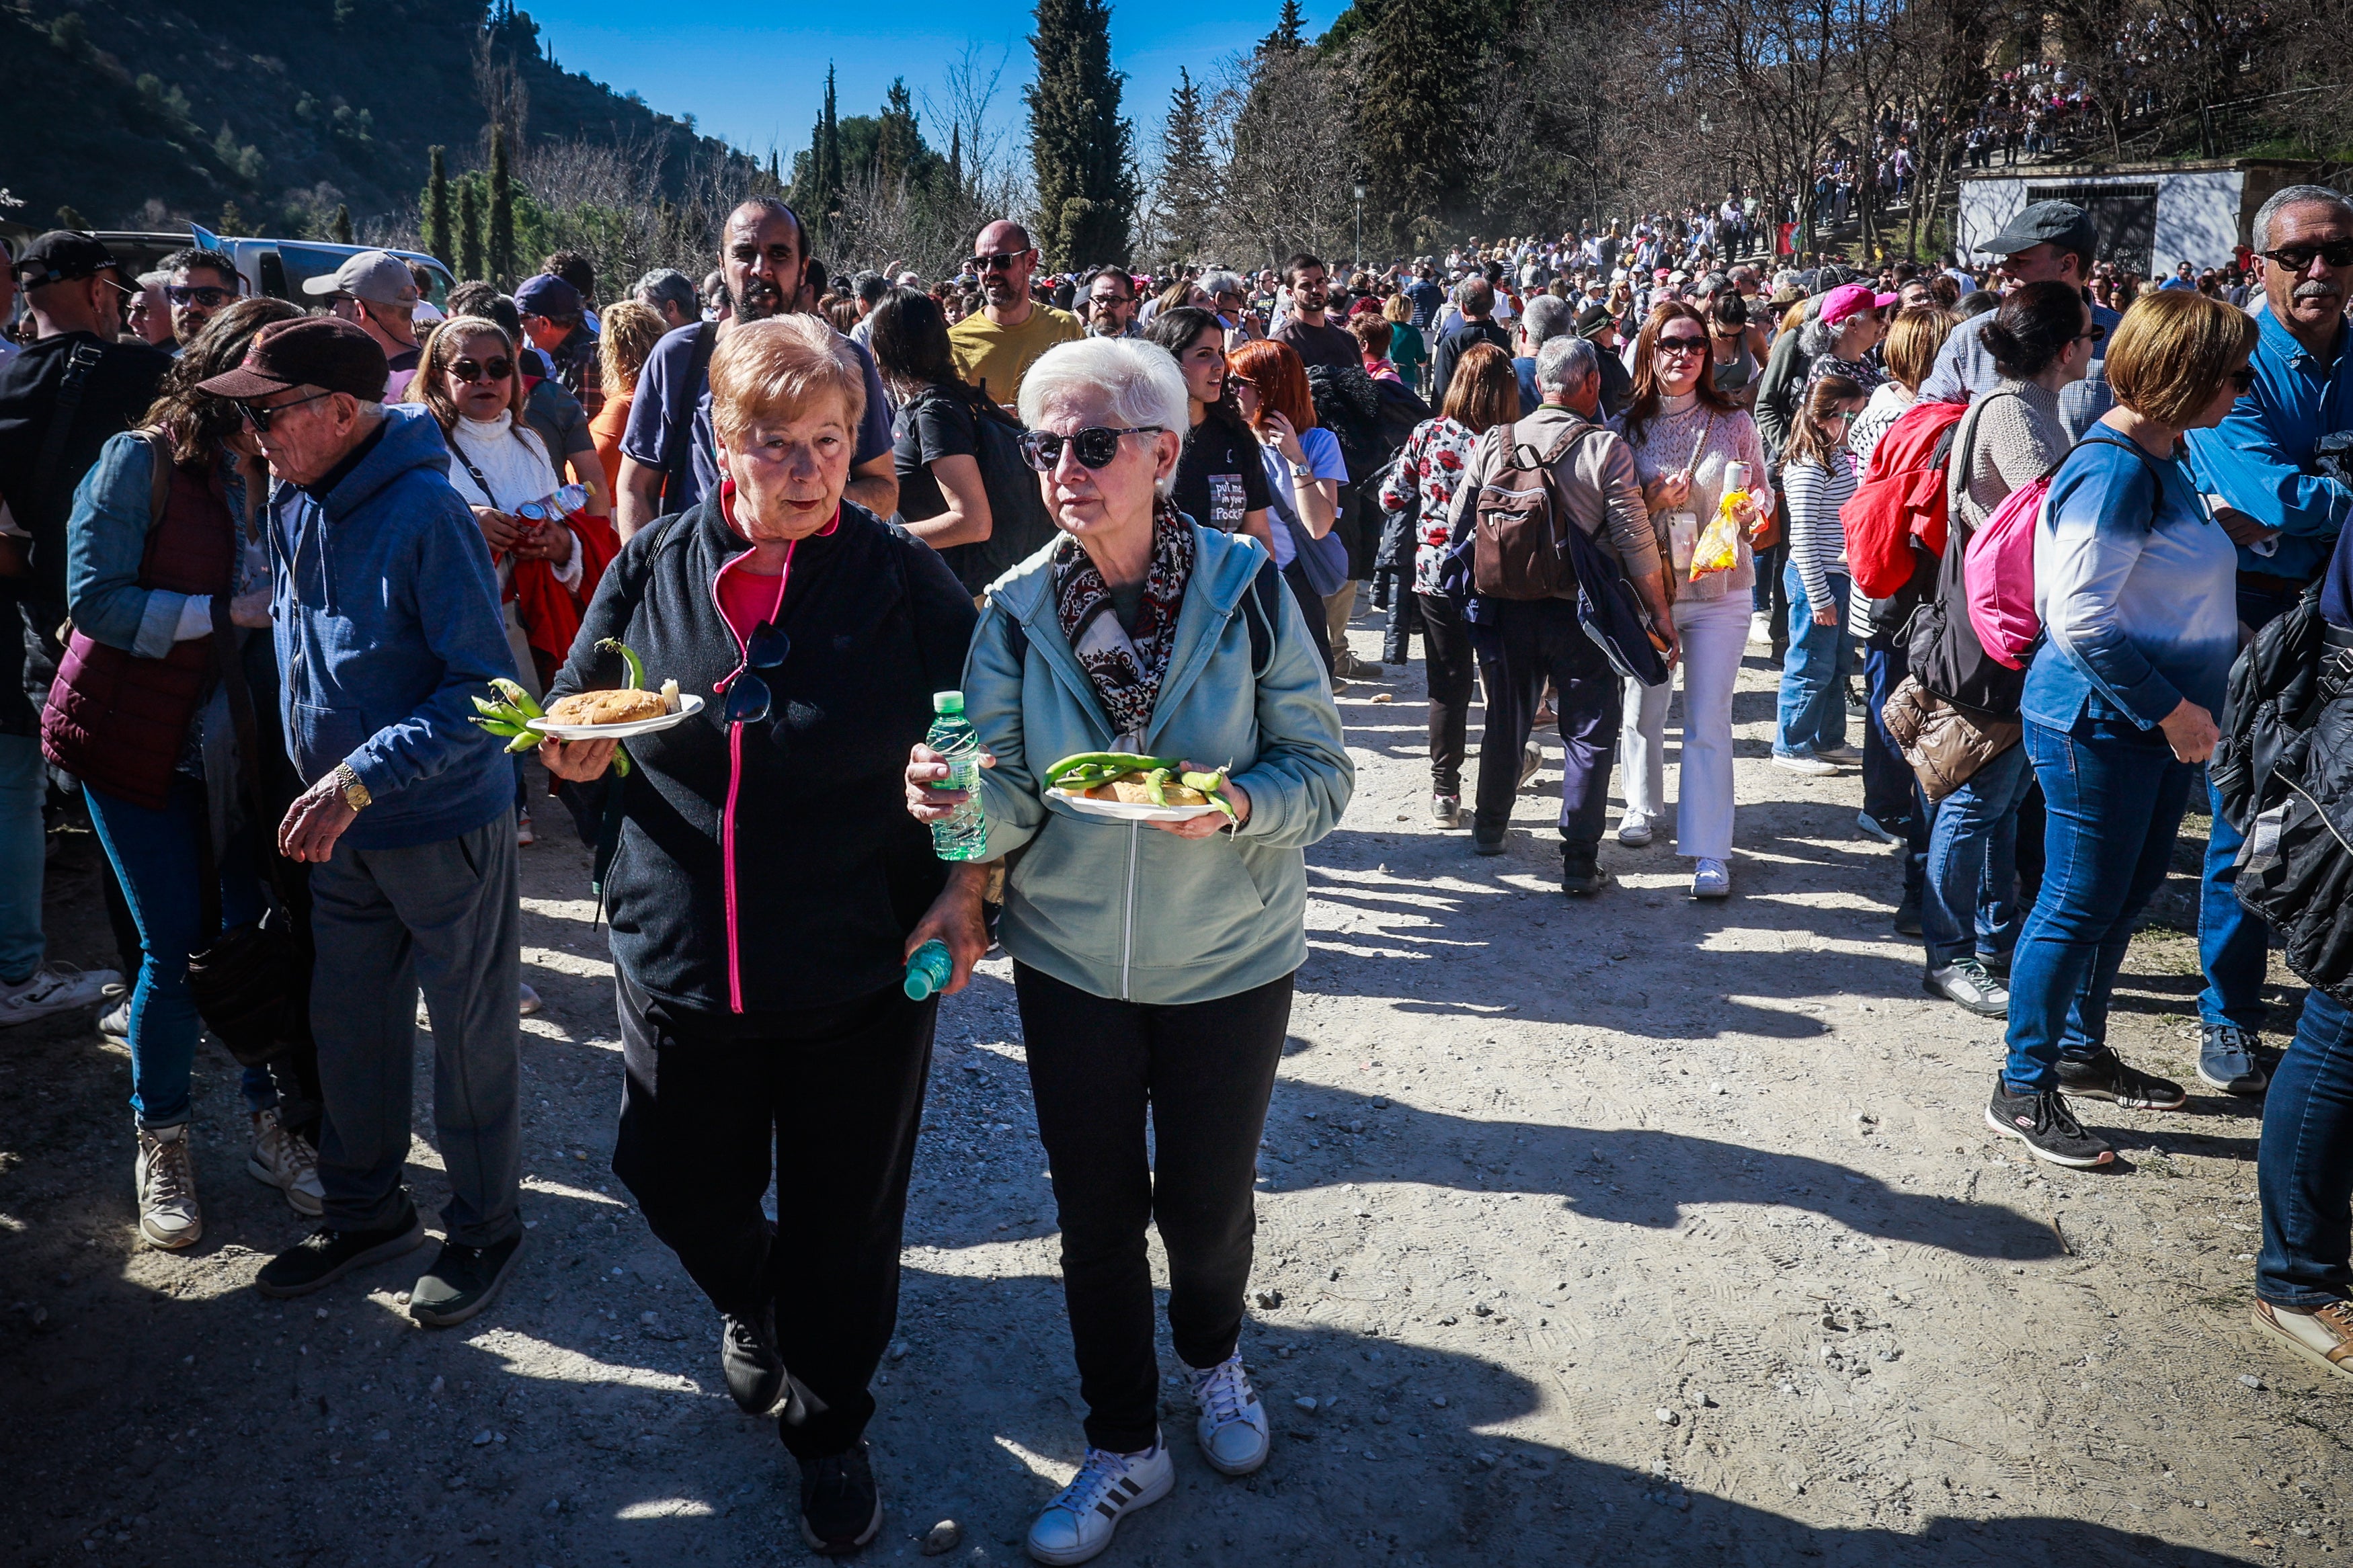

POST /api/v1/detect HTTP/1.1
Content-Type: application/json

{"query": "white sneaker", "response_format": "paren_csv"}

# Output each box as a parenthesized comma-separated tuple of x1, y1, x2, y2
(1748, 612, 1772, 645)
(1189, 1352, 1271, 1475)
(0, 962, 122, 1028)
(135, 1123, 203, 1249)
(249, 1108, 325, 1216)
(1616, 813, 1654, 847)
(1691, 858, 1732, 899)
(1770, 750, 1839, 776)
(1026, 1436, 1174, 1565)
(97, 989, 131, 1039)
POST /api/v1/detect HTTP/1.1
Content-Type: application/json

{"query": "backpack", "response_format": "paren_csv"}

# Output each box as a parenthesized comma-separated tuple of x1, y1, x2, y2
(1962, 431, 2158, 670)
(941, 395, 1060, 597)
(1470, 419, 1591, 601)
(1839, 398, 1968, 599)
(1307, 364, 1423, 578)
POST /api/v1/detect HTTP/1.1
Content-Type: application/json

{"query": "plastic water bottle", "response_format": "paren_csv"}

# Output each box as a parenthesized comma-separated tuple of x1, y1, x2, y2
(904, 940, 952, 1001)
(925, 690, 988, 862)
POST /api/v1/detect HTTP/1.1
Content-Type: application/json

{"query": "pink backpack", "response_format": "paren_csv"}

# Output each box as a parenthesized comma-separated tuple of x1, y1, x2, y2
(1962, 433, 2155, 671)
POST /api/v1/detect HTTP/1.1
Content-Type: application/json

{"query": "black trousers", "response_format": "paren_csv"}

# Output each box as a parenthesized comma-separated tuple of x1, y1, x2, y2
(1382, 581, 1422, 664)
(1417, 591, 1480, 797)
(612, 974, 936, 1460)
(1014, 962, 1292, 1453)
(1472, 597, 1623, 858)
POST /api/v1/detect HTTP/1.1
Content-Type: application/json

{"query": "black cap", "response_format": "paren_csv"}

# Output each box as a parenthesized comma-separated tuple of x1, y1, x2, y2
(194, 317, 388, 401)
(13, 231, 120, 289)
(1981, 200, 2098, 258)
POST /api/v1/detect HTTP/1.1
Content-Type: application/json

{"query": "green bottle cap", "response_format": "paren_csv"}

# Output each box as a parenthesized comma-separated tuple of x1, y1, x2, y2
(932, 691, 965, 715)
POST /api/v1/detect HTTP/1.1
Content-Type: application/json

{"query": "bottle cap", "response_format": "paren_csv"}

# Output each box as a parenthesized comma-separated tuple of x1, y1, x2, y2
(932, 691, 965, 715)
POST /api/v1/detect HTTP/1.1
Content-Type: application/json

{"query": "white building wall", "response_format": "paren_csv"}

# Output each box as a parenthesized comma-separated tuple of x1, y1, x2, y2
(2151, 171, 2245, 270)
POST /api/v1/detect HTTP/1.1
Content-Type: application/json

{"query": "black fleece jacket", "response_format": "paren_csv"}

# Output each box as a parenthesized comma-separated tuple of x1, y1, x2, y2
(552, 498, 976, 1016)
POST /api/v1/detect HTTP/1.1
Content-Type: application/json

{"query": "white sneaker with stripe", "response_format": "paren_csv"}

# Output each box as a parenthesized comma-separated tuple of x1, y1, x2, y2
(1025, 1434, 1174, 1565)
(1189, 1352, 1271, 1475)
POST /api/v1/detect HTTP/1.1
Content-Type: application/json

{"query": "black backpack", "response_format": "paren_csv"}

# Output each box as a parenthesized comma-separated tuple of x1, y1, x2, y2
(1307, 364, 1423, 579)
(940, 395, 1060, 596)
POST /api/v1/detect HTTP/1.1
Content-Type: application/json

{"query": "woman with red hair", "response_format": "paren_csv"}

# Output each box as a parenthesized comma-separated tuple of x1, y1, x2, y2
(1226, 338, 1347, 675)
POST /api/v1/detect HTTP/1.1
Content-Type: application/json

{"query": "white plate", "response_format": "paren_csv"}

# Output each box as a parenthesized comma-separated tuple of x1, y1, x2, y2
(1050, 788, 1225, 824)
(528, 692, 705, 741)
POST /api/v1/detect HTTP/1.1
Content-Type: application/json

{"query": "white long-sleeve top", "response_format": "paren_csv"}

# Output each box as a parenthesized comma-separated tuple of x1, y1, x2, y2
(444, 411, 580, 588)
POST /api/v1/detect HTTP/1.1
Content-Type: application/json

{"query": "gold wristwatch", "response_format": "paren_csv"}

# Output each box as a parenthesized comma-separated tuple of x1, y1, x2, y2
(333, 763, 372, 811)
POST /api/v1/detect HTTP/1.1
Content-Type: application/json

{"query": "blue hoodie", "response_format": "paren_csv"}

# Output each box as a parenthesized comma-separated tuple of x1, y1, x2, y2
(267, 404, 517, 850)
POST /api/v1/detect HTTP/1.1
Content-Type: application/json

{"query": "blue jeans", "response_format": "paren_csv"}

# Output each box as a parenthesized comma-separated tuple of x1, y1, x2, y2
(2200, 583, 2303, 1032)
(83, 777, 274, 1129)
(2003, 716, 2194, 1092)
(0, 733, 43, 983)
(1921, 742, 2035, 968)
(1775, 565, 1851, 755)
(2260, 985, 2353, 1305)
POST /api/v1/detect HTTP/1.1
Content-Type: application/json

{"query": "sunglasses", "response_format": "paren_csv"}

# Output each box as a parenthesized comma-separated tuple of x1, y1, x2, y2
(450, 356, 516, 384)
(2073, 324, 2108, 343)
(1018, 425, 1162, 472)
(967, 251, 1029, 273)
(164, 284, 234, 307)
(723, 620, 793, 725)
(1656, 334, 1709, 355)
(2260, 242, 2353, 271)
(2229, 366, 2259, 393)
(237, 390, 334, 432)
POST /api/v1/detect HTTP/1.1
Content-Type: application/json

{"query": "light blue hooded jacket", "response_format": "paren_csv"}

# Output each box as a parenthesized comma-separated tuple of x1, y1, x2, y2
(963, 524, 1353, 1004)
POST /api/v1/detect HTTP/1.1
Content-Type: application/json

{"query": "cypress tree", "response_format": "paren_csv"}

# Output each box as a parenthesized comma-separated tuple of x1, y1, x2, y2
(1152, 70, 1215, 263)
(458, 180, 485, 282)
(424, 146, 453, 267)
(875, 78, 919, 191)
(817, 65, 844, 239)
(1025, 0, 1138, 267)
(488, 124, 516, 284)
(1357, 0, 1492, 244)
(949, 124, 963, 192)
(331, 204, 354, 245)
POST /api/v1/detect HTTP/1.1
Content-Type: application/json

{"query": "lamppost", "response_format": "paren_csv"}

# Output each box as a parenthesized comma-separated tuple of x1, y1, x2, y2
(1354, 183, 1365, 274)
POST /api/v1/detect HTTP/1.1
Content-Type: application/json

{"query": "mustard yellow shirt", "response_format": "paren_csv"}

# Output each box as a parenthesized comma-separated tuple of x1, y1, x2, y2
(947, 304, 1084, 405)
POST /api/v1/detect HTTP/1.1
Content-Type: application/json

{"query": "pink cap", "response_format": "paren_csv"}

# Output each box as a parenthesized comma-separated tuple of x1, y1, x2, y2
(1821, 282, 1899, 325)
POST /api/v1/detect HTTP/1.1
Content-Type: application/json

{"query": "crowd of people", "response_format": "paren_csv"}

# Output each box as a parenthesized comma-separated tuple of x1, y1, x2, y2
(5, 179, 2353, 1561)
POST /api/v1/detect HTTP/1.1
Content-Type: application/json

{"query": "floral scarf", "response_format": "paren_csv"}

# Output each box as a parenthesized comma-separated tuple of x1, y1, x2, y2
(1053, 499, 1194, 748)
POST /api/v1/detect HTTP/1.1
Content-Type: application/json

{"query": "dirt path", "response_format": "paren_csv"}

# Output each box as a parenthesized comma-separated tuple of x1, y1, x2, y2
(0, 605, 2331, 1567)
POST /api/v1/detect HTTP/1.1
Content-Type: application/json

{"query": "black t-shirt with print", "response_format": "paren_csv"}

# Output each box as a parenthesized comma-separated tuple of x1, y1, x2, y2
(1170, 415, 1271, 533)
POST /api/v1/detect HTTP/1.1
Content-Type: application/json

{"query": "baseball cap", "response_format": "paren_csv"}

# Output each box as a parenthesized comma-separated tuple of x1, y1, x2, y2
(13, 231, 122, 289)
(1821, 282, 1899, 325)
(196, 317, 389, 400)
(301, 249, 420, 306)
(1979, 200, 2097, 258)
(514, 273, 584, 319)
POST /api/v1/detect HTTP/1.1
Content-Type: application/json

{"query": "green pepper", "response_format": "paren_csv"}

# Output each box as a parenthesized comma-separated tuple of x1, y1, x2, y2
(471, 716, 526, 738)
(1144, 768, 1171, 807)
(595, 638, 646, 692)
(1045, 751, 1179, 784)
(504, 729, 543, 754)
(488, 678, 544, 719)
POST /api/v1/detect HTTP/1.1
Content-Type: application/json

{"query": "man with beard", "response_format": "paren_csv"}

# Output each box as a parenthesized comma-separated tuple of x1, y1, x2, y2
(946, 220, 1081, 407)
(161, 247, 244, 349)
(1078, 265, 1140, 339)
(2180, 184, 2353, 1102)
(614, 199, 896, 536)
(1271, 253, 1359, 373)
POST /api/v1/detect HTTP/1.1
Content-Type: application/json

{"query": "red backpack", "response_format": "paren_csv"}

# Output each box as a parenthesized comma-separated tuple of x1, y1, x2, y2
(1838, 399, 1970, 599)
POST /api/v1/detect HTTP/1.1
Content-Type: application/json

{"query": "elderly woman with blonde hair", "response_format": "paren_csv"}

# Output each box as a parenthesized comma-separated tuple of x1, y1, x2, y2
(903, 335, 1352, 1565)
(539, 313, 979, 1554)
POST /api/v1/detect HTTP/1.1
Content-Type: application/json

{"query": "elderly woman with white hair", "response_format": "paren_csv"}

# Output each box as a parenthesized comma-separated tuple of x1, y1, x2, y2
(903, 336, 1351, 1565)
(540, 314, 979, 1555)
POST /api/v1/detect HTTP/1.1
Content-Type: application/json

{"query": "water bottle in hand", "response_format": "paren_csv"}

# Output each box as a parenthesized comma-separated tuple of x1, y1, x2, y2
(925, 691, 988, 862)
(904, 940, 952, 1000)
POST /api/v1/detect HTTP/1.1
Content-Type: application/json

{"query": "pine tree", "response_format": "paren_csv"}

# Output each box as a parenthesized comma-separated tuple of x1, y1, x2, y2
(1025, 0, 1139, 267)
(1262, 0, 1306, 51)
(424, 147, 453, 267)
(1357, 0, 1493, 244)
(488, 124, 516, 284)
(1151, 70, 1215, 264)
(331, 204, 354, 245)
(875, 79, 920, 191)
(458, 181, 485, 282)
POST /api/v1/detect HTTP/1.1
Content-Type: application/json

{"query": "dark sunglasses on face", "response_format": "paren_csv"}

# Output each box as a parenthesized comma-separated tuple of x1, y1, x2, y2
(1018, 425, 1163, 472)
(2229, 367, 2259, 393)
(723, 620, 792, 725)
(237, 390, 333, 432)
(1656, 334, 1709, 354)
(450, 356, 516, 383)
(2262, 241, 2353, 271)
(164, 284, 233, 307)
(967, 251, 1028, 273)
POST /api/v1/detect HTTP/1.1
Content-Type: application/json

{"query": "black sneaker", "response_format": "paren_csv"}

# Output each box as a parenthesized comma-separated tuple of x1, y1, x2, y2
(1472, 832, 1507, 857)
(797, 1440, 883, 1555)
(2055, 1047, 2187, 1110)
(1984, 1075, 2114, 1168)
(1561, 856, 1610, 897)
(1892, 893, 1923, 937)
(255, 1208, 426, 1298)
(409, 1233, 524, 1327)
(721, 1306, 787, 1415)
(2198, 1024, 2268, 1096)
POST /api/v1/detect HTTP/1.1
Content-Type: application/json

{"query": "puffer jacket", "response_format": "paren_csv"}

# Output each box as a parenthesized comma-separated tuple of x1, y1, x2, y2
(963, 522, 1354, 1005)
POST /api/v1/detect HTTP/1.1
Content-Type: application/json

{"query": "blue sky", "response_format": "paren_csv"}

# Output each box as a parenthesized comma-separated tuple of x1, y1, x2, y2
(524, 2, 1323, 172)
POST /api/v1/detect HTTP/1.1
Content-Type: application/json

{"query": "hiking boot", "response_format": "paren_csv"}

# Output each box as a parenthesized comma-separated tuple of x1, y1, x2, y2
(2198, 1024, 2268, 1096)
(2055, 1047, 2186, 1110)
(1771, 749, 1838, 776)
(1562, 855, 1611, 897)
(1027, 1436, 1174, 1565)
(248, 1108, 323, 1217)
(1925, 956, 2008, 1018)
(721, 1306, 786, 1415)
(135, 1123, 202, 1251)
(797, 1440, 883, 1556)
(1984, 1076, 2113, 1168)
(1616, 813, 1654, 848)
(409, 1233, 524, 1327)
(256, 1208, 426, 1298)
(1691, 858, 1731, 899)
(0, 962, 120, 1028)
(2252, 1298, 2353, 1386)
(1189, 1352, 1271, 1476)
(1429, 794, 1462, 829)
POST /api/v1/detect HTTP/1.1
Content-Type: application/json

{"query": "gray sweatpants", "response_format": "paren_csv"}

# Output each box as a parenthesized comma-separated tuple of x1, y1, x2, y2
(309, 811, 522, 1247)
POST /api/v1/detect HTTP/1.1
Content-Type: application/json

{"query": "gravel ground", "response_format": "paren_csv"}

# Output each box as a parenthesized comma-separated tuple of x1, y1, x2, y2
(0, 603, 2330, 1567)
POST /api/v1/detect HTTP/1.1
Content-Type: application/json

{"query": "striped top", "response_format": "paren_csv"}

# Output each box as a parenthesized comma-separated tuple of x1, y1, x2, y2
(1781, 449, 1859, 612)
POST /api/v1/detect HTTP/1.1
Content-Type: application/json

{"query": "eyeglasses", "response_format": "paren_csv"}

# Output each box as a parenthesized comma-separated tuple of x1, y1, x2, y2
(2229, 367, 2259, 393)
(164, 284, 234, 307)
(450, 356, 516, 383)
(2260, 241, 2353, 272)
(237, 390, 334, 432)
(723, 620, 792, 725)
(1018, 425, 1163, 472)
(967, 251, 1030, 273)
(1655, 334, 1709, 356)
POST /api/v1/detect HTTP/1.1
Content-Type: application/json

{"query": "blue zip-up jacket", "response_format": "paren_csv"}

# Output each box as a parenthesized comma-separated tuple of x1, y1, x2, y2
(2183, 305, 2353, 585)
(267, 405, 517, 850)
